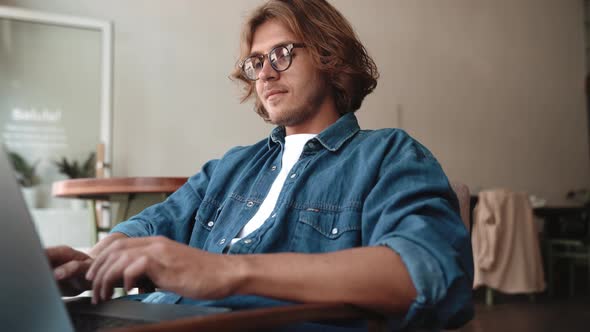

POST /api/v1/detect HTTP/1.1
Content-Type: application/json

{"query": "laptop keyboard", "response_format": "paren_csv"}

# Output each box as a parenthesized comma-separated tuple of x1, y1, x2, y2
(70, 313, 150, 332)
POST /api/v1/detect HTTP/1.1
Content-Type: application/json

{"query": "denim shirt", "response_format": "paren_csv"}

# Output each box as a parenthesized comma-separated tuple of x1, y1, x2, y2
(112, 113, 474, 330)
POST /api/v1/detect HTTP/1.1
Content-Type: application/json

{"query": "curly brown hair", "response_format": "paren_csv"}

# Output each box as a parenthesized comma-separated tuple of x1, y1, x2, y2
(231, 0, 379, 121)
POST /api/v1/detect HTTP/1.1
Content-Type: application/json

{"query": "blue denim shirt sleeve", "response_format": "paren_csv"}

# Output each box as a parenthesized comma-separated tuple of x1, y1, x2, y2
(365, 138, 474, 330)
(110, 158, 219, 242)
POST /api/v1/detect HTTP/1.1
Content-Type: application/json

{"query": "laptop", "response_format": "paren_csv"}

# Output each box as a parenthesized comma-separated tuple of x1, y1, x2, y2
(0, 147, 229, 332)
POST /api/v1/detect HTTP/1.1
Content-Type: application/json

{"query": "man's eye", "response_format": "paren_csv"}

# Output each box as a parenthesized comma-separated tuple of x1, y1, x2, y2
(248, 59, 262, 70)
(276, 49, 288, 60)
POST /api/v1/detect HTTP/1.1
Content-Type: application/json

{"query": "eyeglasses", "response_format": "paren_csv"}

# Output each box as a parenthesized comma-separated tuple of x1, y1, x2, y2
(239, 43, 305, 81)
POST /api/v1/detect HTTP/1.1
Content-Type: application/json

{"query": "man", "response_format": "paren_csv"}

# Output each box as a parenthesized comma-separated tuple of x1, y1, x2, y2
(48, 0, 474, 330)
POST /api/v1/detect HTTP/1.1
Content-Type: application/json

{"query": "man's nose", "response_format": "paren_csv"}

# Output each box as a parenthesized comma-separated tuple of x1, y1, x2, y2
(258, 59, 278, 81)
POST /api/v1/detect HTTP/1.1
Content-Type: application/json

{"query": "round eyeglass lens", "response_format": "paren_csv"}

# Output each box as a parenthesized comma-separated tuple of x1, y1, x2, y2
(270, 46, 291, 71)
(243, 58, 260, 80)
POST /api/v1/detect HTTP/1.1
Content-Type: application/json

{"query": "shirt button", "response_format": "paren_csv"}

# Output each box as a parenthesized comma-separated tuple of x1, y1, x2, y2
(207, 221, 214, 227)
(307, 142, 316, 149)
(219, 238, 226, 245)
(246, 201, 254, 207)
(244, 239, 252, 244)
(331, 228, 338, 235)
(271, 165, 277, 171)
(290, 173, 297, 179)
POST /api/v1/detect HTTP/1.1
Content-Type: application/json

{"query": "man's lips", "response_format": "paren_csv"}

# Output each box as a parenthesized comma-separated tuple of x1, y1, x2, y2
(264, 89, 288, 100)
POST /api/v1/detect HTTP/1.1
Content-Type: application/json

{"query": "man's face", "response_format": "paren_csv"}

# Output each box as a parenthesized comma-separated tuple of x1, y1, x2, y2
(251, 20, 328, 129)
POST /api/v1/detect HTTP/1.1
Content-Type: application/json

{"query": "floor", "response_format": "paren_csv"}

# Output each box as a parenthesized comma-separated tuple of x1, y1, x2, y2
(453, 293, 590, 332)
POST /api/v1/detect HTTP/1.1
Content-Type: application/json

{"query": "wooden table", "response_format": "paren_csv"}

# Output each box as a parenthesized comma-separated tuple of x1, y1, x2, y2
(109, 303, 385, 332)
(52, 177, 187, 243)
(533, 205, 589, 296)
(534, 206, 588, 238)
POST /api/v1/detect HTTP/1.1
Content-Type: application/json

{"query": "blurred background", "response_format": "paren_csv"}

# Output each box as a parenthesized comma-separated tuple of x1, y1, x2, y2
(0, 1, 589, 330)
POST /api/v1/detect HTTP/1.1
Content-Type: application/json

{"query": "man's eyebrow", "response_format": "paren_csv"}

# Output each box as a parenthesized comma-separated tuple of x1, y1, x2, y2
(248, 41, 296, 57)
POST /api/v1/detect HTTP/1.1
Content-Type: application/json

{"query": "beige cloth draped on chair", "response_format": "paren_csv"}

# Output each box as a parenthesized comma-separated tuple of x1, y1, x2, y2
(472, 189, 546, 293)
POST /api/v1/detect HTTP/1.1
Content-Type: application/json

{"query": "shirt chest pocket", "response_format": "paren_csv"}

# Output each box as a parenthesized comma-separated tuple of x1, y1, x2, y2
(195, 201, 224, 232)
(290, 209, 362, 253)
(187, 201, 224, 249)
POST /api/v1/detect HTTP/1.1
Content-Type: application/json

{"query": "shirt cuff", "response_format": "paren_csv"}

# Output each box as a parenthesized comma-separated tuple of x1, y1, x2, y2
(376, 235, 447, 329)
(110, 218, 152, 238)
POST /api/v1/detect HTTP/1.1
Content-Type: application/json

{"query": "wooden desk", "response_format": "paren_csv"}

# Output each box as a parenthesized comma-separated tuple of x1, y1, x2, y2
(52, 177, 187, 242)
(534, 206, 588, 238)
(109, 303, 385, 332)
(534, 206, 589, 296)
(534, 206, 586, 218)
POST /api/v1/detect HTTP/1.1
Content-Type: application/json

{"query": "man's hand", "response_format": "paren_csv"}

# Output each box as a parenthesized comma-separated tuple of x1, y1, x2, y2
(85, 236, 242, 304)
(46, 246, 93, 296)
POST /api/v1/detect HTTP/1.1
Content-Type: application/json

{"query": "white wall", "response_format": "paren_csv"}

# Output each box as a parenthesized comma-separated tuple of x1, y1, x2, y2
(1, 0, 589, 204)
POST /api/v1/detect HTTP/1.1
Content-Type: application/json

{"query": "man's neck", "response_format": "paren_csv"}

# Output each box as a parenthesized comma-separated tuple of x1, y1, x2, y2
(285, 99, 340, 135)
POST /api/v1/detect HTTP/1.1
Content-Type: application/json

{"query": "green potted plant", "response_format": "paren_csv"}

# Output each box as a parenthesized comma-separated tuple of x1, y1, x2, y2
(53, 152, 96, 179)
(8, 151, 41, 208)
(53, 152, 96, 209)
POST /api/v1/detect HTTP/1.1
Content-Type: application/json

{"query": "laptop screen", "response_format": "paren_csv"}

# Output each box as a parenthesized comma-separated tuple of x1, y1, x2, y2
(0, 146, 74, 332)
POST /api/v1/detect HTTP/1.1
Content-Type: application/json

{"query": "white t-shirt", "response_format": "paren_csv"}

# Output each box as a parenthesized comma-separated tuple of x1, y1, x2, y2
(231, 133, 316, 245)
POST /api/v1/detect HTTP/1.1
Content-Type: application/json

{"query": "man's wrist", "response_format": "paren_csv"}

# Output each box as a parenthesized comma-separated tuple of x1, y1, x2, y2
(225, 254, 256, 296)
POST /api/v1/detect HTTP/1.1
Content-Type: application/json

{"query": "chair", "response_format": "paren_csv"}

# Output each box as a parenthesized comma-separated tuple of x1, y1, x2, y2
(451, 181, 471, 232)
(472, 189, 546, 306)
(544, 207, 590, 297)
(126, 182, 472, 332)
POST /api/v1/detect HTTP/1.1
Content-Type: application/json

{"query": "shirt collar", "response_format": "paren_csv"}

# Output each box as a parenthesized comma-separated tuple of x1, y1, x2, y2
(268, 113, 360, 152)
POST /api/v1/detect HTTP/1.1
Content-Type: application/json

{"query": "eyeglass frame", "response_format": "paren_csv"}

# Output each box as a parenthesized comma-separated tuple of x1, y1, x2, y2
(239, 43, 306, 81)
